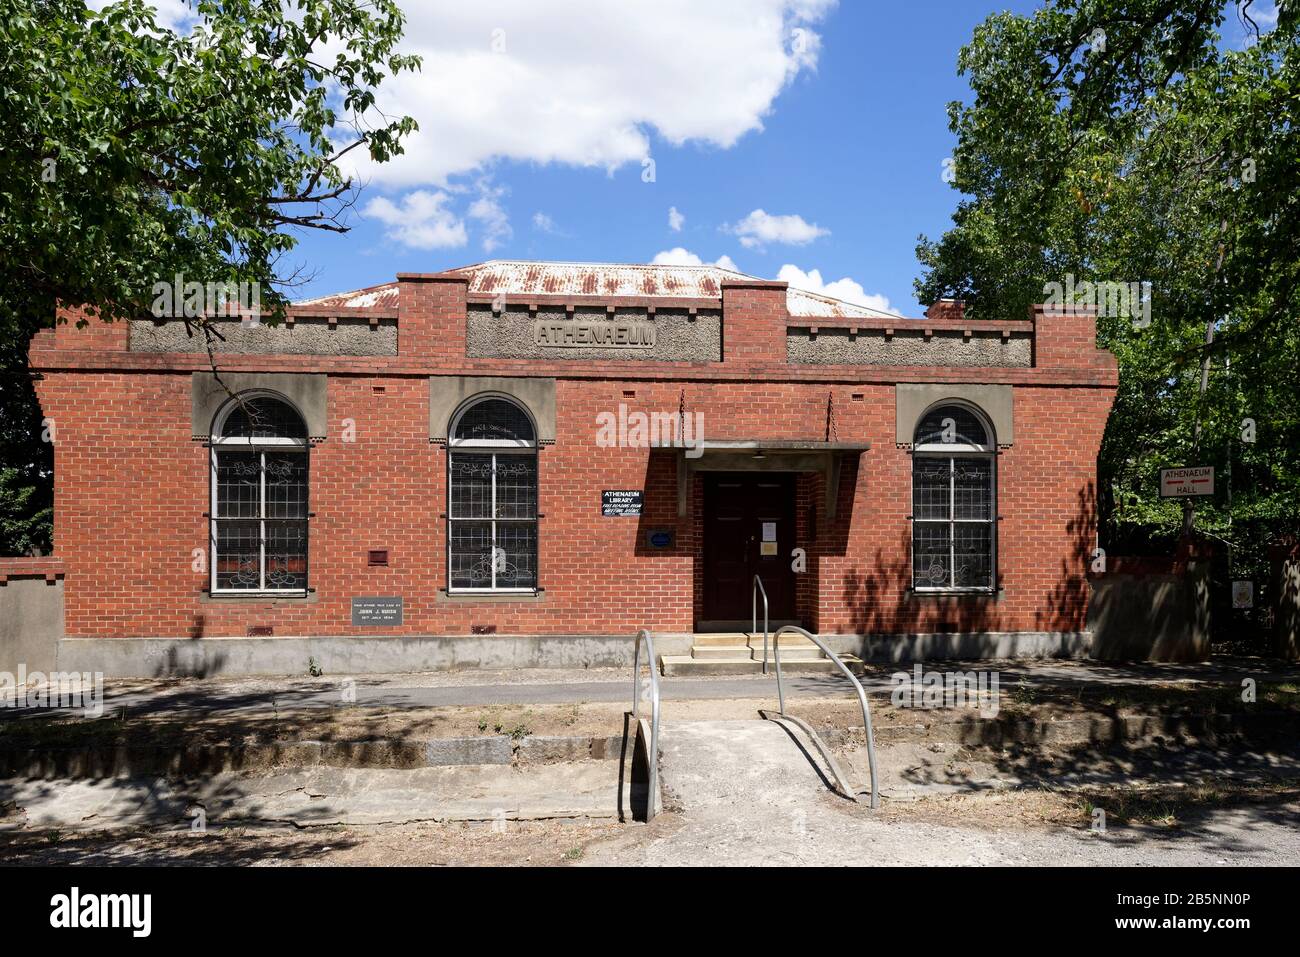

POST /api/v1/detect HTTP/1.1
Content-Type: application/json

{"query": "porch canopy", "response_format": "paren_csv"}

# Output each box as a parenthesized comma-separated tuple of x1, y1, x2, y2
(668, 439, 871, 518)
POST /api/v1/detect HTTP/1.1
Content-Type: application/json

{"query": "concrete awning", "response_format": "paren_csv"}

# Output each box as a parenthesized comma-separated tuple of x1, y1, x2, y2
(668, 439, 870, 519)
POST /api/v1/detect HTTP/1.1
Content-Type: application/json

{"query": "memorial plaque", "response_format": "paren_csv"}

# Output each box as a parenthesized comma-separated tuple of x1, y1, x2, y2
(351, 596, 404, 626)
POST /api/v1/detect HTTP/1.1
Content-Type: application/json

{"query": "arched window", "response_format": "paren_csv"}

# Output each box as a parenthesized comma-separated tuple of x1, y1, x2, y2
(447, 396, 538, 592)
(210, 394, 309, 593)
(912, 404, 996, 591)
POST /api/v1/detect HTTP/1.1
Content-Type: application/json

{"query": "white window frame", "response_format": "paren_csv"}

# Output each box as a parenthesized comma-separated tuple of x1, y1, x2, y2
(447, 395, 539, 594)
(209, 393, 310, 596)
(911, 404, 998, 594)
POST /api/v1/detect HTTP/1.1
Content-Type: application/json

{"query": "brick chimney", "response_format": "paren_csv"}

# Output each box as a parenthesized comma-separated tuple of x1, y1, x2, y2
(924, 299, 965, 323)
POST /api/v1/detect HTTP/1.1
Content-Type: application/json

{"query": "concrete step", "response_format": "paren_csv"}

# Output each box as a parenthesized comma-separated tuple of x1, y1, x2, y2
(691, 632, 816, 648)
(661, 655, 864, 677)
(691, 633, 756, 646)
(690, 644, 825, 661)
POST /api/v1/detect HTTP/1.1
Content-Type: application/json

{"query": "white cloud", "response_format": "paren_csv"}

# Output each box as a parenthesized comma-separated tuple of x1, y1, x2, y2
(87, 0, 196, 33)
(668, 206, 685, 232)
(727, 209, 829, 249)
(533, 211, 559, 233)
(776, 264, 899, 315)
(361, 190, 467, 249)
(468, 182, 512, 252)
(652, 247, 741, 272)
(338, 1, 836, 187)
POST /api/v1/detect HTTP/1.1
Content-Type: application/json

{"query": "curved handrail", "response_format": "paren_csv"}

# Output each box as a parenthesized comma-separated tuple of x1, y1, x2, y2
(631, 628, 661, 821)
(751, 575, 770, 674)
(770, 624, 879, 809)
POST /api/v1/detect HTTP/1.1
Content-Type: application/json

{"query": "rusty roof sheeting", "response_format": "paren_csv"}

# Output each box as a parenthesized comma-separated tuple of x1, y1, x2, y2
(294, 260, 903, 319)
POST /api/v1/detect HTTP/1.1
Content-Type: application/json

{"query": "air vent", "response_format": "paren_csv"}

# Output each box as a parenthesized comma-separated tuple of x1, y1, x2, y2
(368, 549, 390, 567)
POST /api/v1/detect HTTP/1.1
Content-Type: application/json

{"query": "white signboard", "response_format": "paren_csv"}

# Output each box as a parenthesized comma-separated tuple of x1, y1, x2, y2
(1159, 466, 1214, 498)
(1232, 581, 1254, 610)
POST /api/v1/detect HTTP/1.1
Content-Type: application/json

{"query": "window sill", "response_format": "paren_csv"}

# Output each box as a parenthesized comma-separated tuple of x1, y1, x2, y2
(437, 589, 546, 604)
(200, 591, 317, 605)
(909, 587, 1002, 599)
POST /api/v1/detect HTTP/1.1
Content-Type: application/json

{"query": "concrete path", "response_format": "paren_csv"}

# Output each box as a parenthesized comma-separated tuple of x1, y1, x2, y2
(580, 718, 1300, 866)
(1, 763, 622, 830)
(7, 656, 1296, 721)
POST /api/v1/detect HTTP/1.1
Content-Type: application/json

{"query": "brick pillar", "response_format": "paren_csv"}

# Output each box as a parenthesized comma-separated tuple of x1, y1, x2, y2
(397, 272, 469, 359)
(52, 305, 129, 351)
(721, 279, 788, 366)
(1032, 303, 1111, 371)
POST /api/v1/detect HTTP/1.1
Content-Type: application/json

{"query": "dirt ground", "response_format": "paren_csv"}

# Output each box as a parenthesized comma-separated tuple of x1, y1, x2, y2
(0, 818, 624, 866)
(3, 777, 1297, 866)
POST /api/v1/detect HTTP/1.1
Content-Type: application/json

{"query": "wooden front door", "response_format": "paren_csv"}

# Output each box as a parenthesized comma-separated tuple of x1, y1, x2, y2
(702, 472, 797, 624)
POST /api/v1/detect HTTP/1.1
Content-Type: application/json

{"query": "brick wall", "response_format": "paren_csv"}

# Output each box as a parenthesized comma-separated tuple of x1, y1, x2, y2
(33, 370, 1111, 638)
(30, 279, 1117, 641)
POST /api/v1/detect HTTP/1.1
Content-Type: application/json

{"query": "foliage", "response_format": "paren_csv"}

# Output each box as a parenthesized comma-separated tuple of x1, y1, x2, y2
(916, 0, 1300, 583)
(0, 0, 419, 554)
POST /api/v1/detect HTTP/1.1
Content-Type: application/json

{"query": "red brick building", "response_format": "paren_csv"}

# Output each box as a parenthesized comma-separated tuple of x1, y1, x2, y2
(29, 261, 1117, 676)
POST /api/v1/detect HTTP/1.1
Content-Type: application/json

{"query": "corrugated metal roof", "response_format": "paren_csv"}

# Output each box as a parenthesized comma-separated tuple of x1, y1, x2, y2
(296, 282, 399, 309)
(295, 260, 901, 319)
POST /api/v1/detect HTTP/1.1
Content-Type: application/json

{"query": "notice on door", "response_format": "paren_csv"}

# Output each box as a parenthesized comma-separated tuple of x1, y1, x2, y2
(601, 490, 643, 517)
(762, 522, 777, 541)
(1159, 466, 1215, 498)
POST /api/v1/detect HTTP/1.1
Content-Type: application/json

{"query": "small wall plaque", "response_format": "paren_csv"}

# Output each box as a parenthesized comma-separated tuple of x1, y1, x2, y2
(351, 596, 403, 626)
(646, 529, 675, 549)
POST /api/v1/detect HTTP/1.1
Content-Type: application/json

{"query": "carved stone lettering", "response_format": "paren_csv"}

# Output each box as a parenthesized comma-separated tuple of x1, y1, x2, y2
(533, 321, 657, 349)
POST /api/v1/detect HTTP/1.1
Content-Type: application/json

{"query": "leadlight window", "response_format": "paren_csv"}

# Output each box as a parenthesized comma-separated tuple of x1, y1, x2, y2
(210, 394, 309, 594)
(912, 404, 996, 591)
(447, 396, 538, 592)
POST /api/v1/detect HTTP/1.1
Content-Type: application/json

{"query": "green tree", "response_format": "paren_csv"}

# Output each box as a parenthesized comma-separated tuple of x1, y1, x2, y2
(0, 0, 420, 554)
(916, 0, 1299, 583)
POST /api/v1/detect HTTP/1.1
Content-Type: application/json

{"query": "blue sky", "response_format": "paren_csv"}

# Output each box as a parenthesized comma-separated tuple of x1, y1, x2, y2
(273, 0, 1275, 316)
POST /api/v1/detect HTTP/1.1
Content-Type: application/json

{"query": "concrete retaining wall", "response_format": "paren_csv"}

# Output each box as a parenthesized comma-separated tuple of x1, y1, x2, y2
(0, 560, 64, 673)
(56, 629, 1089, 678)
(1087, 561, 1211, 662)
(842, 631, 1090, 662)
(57, 633, 697, 678)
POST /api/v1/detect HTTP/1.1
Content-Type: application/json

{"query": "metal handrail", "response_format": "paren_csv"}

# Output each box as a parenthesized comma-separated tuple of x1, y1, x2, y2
(770, 624, 880, 808)
(751, 575, 770, 674)
(631, 628, 661, 821)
